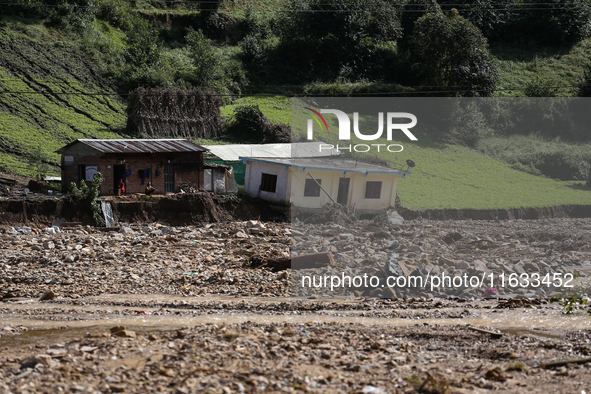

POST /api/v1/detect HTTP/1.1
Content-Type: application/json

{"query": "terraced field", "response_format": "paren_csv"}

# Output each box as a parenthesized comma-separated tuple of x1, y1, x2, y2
(0, 35, 125, 176)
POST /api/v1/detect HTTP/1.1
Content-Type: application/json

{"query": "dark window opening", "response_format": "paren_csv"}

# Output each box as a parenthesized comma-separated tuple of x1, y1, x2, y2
(365, 181, 382, 199)
(304, 178, 321, 197)
(77, 164, 86, 182)
(260, 173, 277, 193)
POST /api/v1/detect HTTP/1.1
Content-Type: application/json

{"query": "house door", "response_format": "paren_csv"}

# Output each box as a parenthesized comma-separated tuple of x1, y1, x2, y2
(337, 177, 350, 205)
(113, 164, 126, 194)
(164, 164, 175, 192)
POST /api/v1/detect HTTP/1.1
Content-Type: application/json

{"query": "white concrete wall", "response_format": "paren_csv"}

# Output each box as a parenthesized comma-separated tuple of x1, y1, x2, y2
(244, 161, 289, 204)
(290, 169, 401, 212)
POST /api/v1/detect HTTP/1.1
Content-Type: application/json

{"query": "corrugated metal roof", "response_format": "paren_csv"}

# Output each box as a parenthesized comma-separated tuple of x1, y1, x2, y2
(203, 142, 340, 162)
(58, 139, 207, 154)
(241, 157, 410, 175)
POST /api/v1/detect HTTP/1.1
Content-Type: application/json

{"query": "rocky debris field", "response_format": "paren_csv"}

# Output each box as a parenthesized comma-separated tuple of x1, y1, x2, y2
(0, 221, 291, 301)
(2, 217, 591, 393)
(2, 321, 591, 394)
(291, 218, 591, 299)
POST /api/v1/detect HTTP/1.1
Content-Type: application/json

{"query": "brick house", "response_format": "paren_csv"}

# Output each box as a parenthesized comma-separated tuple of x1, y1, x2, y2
(56, 139, 207, 195)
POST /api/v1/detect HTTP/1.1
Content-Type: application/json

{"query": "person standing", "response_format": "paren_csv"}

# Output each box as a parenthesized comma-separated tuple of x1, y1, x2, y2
(117, 179, 125, 196)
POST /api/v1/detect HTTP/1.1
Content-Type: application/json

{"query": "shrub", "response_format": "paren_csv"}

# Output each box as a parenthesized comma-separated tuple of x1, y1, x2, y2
(69, 172, 105, 227)
(226, 105, 291, 143)
(411, 10, 499, 96)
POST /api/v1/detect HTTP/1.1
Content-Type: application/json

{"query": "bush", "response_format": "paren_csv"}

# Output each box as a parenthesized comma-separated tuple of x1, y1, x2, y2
(240, 34, 268, 79)
(448, 101, 492, 147)
(411, 10, 499, 96)
(274, 0, 401, 82)
(45, 0, 99, 34)
(185, 28, 246, 98)
(226, 105, 291, 143)
(69, 172, 105, 226)
(186, 27, 221, 87)
(120, 17, 167, 84)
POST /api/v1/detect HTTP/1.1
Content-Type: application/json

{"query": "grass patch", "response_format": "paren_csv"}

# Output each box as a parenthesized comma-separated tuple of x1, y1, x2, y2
(492, 38, 591, 96)
(0, 36, 125, 177)
(220, 95, 291, 125)
(477, 135, 591, 181)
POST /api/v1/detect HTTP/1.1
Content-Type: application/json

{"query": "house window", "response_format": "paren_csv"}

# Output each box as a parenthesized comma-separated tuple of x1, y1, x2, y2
(304, 178, 321, 197)
(260, 173, 277, 193)
(365, 181, 382, 199)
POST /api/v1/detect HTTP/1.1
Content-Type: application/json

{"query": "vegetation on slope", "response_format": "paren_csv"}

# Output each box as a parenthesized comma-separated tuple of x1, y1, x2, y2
(0, 0, 590, 209)
(0, 23, 125, 176)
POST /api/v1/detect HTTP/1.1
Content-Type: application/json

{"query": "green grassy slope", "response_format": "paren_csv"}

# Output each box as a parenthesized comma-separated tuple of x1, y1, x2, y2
(0, 24, 126, 176)
(284, 103, 591, 210)
(394, 144, 591, 210)
(0, 13, 590, 210)
(493, 38, 591, 96)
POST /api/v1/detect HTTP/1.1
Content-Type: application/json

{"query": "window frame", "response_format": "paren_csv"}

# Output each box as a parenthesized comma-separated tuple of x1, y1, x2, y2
(365, 181, 382, 199)
(304, 178, 321, 197)
(260, 173, 278, 193)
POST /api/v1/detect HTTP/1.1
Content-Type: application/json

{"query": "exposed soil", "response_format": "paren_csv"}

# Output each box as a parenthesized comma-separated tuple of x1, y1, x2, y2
(0, 193, 288, 226)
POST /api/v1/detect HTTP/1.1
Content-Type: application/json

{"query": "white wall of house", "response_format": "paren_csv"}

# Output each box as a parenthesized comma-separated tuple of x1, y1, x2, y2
(245, 160, 402, 211)
(289, 169, 401, 212)
(244, 161, 289, 203)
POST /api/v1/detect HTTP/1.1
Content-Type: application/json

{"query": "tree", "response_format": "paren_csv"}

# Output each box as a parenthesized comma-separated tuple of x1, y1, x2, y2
(186, 28, 222, 88)
(510, 0, 591, 45)
(436, 0, 519, 39)
(277, 0, 401, 80)
(124, 18, 162, 82)
(411, 10, 499, 96)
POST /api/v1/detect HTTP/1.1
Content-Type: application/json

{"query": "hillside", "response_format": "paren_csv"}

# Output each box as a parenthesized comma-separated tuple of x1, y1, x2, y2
(0, 1, 591, 210)
(0, 24, 126, 176)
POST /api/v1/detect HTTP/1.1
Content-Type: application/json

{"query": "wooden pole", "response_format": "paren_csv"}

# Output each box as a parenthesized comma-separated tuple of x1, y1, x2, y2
(307, 172, 337, 204)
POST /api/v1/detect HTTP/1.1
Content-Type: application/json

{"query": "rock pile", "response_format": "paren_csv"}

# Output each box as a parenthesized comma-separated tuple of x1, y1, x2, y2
(0, 221, 290, 300)
(291, 218, 591, 299)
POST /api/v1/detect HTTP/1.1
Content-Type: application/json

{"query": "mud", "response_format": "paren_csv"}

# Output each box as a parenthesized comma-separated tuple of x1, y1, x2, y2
(0, 193, 287, 226)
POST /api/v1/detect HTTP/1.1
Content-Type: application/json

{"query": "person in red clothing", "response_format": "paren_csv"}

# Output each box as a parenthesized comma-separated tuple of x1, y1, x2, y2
(117, 179, 125, 196)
